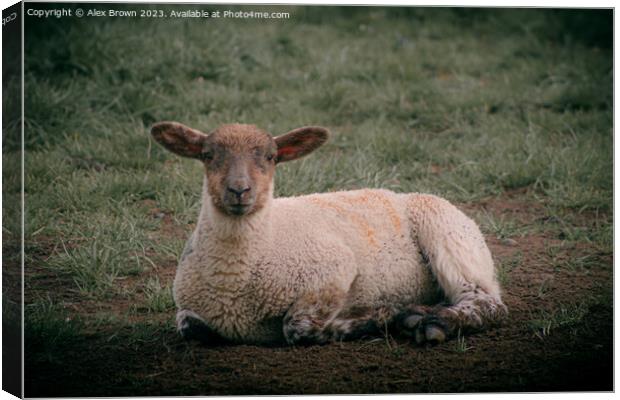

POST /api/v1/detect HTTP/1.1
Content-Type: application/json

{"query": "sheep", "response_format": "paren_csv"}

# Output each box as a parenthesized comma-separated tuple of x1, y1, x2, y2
(151, 121, 507, 346)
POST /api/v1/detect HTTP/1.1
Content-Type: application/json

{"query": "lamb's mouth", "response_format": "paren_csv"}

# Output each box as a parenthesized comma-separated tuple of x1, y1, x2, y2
(226, 203, 252, 216)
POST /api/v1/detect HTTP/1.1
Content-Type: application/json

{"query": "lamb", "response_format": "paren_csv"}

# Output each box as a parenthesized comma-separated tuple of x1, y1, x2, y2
(151, 121, 507, 346)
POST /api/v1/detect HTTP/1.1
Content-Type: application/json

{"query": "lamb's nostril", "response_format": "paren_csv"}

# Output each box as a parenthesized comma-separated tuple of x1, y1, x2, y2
(227, 186, 251, 198)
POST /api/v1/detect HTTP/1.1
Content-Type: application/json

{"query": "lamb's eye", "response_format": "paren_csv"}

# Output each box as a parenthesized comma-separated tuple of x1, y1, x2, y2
(266, 153, 274, 161)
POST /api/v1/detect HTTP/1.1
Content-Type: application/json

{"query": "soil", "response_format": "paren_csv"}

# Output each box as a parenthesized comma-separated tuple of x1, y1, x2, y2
(20, 195, 613, 396)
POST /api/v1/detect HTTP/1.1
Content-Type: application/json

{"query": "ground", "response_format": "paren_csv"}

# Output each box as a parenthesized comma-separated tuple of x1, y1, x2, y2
(2, 6, 612, 396)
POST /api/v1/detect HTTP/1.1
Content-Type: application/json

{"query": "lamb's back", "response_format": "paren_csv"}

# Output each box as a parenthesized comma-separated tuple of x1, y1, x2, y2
(270, 189, 438, 308)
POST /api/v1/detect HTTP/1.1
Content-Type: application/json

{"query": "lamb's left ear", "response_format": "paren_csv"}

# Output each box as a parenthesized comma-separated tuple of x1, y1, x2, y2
(151, 121, 209, 159)
(274, 126, 329, 163)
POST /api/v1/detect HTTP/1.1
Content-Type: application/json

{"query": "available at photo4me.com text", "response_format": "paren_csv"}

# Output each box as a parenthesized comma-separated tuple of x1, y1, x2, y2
(25, 6, 291, 20)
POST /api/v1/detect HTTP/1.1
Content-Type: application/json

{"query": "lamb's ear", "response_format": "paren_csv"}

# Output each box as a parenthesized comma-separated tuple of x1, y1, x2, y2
(274, 126, 329, 163)
(151, 122, 209, 159)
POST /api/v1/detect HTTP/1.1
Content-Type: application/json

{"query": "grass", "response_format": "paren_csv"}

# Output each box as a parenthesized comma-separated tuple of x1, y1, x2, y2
(477, 210, 526, 240)
(528, 302, 590, 340)
(454, 330, 472, 353)
(4, 6, 612, 395)
(143, 276, 175, 313)
(497, 251, 523, 286)
(25, 297, 84, 364)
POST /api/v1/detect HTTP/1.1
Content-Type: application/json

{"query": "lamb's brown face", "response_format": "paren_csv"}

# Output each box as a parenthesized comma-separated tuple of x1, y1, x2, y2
(202, 125, 277, 216)
(151, 121, 329, 218)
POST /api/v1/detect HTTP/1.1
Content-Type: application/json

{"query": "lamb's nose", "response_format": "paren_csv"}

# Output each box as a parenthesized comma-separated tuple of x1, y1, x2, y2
(227, 186, 251, 198)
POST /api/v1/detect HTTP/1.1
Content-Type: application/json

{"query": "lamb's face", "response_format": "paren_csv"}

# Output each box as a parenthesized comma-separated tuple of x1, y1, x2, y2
(202, 125, 277, 216)
(151, 121, 329, 217)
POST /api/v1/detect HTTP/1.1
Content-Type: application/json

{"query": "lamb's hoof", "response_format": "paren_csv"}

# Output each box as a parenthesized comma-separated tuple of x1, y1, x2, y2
(401, 312, 448, 346)
(420, 324, 446, 344)
(283, 317, 327, 346)
(176, 310, 210, 341)
(403, 314, 424, 329)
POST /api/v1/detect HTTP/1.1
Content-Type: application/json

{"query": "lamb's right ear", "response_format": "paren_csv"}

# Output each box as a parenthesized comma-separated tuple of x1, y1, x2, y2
(150, 122, 209, 159)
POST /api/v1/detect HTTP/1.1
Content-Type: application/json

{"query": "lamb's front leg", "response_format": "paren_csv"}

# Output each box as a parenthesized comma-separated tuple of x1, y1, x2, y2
(282, 286, 345, 345)
(176, 309, 224, 344)
(283, 286, 396, 345)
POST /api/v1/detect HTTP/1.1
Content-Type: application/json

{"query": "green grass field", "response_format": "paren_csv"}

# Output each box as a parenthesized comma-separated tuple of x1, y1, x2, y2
(3, 6, 612, 395)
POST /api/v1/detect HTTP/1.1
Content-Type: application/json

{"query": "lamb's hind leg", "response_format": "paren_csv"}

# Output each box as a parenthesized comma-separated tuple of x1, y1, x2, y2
(395, 284, 507, 344)
(403, 195, 508, 344)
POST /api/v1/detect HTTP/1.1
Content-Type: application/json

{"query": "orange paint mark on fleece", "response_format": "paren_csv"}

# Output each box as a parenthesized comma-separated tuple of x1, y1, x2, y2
(338, 190, 402, 234)
(310, 197, 378, 248)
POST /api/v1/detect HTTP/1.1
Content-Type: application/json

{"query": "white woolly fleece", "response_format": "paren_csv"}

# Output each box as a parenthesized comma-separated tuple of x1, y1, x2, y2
(173, 177, 500, 344)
